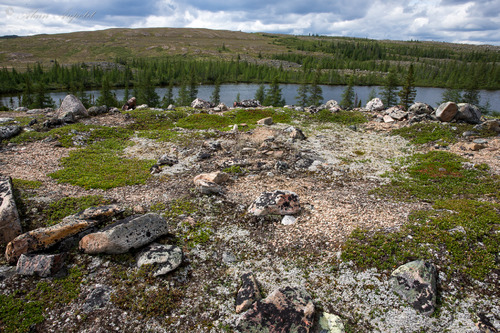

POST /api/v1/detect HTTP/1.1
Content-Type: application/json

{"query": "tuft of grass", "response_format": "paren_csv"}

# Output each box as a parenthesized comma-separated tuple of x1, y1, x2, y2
(310, 109, 368, 126)
(11, 178, 42, 190)
(342, 199, 500, 281)
(49, 138, 155, 189)
(44, 195, 113, 226)
(375, 151, 499, 202)
(223, 165, 244, 174)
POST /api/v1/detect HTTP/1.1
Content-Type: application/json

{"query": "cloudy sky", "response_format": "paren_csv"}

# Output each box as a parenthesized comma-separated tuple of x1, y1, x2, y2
(1, 0, 499, 45)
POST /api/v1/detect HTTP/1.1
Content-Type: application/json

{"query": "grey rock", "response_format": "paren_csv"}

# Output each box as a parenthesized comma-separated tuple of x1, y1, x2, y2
(473, 139, 488, 145)
(88, 105, 108, 116)
(191, 98, 213, 109)
(0, 265, 17, 280)
(390, 260, 437, 316)
(295, 157, 314, 169)
(287, 126, 307, 141)
(136, 243, 183, 277)
(0, 118, 14, 124)
(157, 154, 178, 166)
(318, 312, 345, 333)
(281, 215, 297, 225)
(388, 106, 408, 121)
(275, 161, 289, 172)
(83, 284, 113, 312)
(366, 98, 384, 111)
(0, 125, 22, 140)
(16, 253, 66, 277)
(57, 94, 88, 120)
(257, 117, 273, 125)
(15, 107, 29, 112)
(235, 99, 261, 108)
(194, 179, 224, 195)
(248, 190, 300, 216)
(0, 176, 22, 244)
(456, 103, 482, 124)
(463, 131, 480, 137)
(59, 111, 75, 123)
(236, 272, 261, 314)
(79, 213, 169, 254)
(435, 102, 458, 122)
(409, 102, 434, 115)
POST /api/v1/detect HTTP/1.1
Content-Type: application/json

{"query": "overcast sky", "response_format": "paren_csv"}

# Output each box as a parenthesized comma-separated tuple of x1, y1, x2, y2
(1, 0, 499, 45)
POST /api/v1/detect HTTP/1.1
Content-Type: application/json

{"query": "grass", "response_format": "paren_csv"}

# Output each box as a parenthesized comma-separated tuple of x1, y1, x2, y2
(11, 178, 42, 190)
(342, 199, 500, 281)
(44, 195, 114, 226)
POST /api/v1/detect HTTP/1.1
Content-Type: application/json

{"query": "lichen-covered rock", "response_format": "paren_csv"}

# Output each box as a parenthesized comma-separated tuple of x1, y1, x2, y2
(0, 125, 22, 140)
(435, 102, 458, 122)
(88, 105, 108, 116)
(248, 190, 300, 216)
(387, 106, 408, 121)
(235, 272, 261, 314)
(456, 103, 482, 124)
(409, 102, 434, 115)
(194, 178, 224, 195)
(483, 119, 500, 133)
(136, 243, 183, 277)
(56, 94, 88, 120)
(318, 312, 345, 333)
(237, 286, 315, 333)
(191, 98, 213, 109)
(5, 205, 121, 264)
(157, 154, 178, 166)
(390, 260, 437, 316)
(79, 213, 168, 254)
(0, 176, 22, 245)
(83, 284, 113, 313)
(257, 117, 273, 125)
(285, 126, 307, 141)
(16, 253, 66, 277)
(366, 98, 384, 111)
(194, 171, 229, 185)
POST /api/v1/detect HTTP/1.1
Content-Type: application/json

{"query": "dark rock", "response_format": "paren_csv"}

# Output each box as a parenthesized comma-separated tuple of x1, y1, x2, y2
(0, 176, 22, 244)
(88, 105, 108, 116)
(16, 253, 66, 277)
(28, 118, 37, 126)
(196, 152, 212, 161)
(191, 98, 214, 109)
(122, 97, 137, 111)
(136, 243, 183, 277)
(476, 313, 499, 333)
(237, 286, 315, 333)
(248, 190, 300, 216)
(204, 140, 222, 151)
(59, 111, 75, 123)
(57, 94, 88, 120)
(435, 102, 458, 122)
(295, 157, 314, 169)
(236, 272, 261, 314)
(0, 125, 22, 140)
(157, 154, 178, 166)
(286, 126, 307, 140)
(43, 118, 64, 128)
(150, 164, 162, 174)
(275, 161, 289, 172)
(83, 284, 113, 312)
(390, 260, 437, 316)
(409, 102, 434, 115)
(234, 99, 261, 108)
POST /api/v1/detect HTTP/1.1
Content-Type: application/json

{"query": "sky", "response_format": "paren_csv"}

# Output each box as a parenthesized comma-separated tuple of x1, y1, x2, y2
(1, 0, 500, 45)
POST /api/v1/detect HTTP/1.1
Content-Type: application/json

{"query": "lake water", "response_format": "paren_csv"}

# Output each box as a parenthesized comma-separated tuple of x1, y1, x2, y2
(2, 84, 499, 112)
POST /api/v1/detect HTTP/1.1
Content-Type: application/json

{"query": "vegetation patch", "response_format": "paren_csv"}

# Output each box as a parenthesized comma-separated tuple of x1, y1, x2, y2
(0, 293, 45, 333)
(44, 195, 113, 226)
(125, 109, 188, 131)
(310, 109, 369, 126)
(376, 151, 499, 202)
(11, 178, 42, 190)
(49, 138, 155, 189)
(342, 199, 500, 281)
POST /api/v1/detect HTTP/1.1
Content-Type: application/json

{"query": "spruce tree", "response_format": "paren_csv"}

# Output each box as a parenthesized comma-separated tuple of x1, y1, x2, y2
(340, 76, 355, 110)
(176, 81, 190, 106)
(162, 80, 175, 108)
(96, 76, 118, 107)
(381, 70, 399, 107)
(254, 84, 266, 104)
(367, 88, 377, 101)
(21, 78, 34, 108)
(440, 88, 462, 105)
(295, 82, 309, 107)
(263, 77, 285, 107)
(33, 82, 55, 109)
(308, 69, 323, 106)
(398, 64, 417, 110)
(189, 73, 198, 102)
(141, 73, 160, 107)
(210, 79, 221, 105)
(463, 76, 480, 105)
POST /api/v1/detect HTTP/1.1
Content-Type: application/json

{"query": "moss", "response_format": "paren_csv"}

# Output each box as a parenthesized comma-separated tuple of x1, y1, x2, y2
(163, 198, 197, 219)
(223, 165, 244, 174)
(11, 178, 42, 190)
(44, 195, 114, 226)
(0, 293, 45, 333)
(310, 109, 369, 125)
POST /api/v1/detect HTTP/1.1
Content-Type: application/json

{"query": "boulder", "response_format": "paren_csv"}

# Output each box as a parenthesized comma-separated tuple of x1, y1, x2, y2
(0, 125, 22, 140)
(15, 107, 29, 112)
(79, 213, 168, 254)
(194, 171, 230, 185)
(248, 190, 300, 216)
(483, 119, 500, 133)
(217, 103, 229, 111)
(0, 118, 14, 124)
(122, 97, 137, 111)
(409, 102, 434, 115)
(387, 106, 408, 121)
(318, 312, 345, 333)
(390, 260, 437, 316)
(234, 99, 261, 108)
(257, 117, 273, 125)
(236, 272, 261, 314)
(236, 286, 315, 333)
(5, 205, 121, 264)
(157, 154, 178, 166)
(191, 98, 213, 109)
(455, 103, 482, 124)
(16, 253, 66, 277)
(324, 100, 339, 109)
(383, 115, 395, 123)
(366, 98, 384, 111)
(57, 94, 88, 120)
(88, 105, 108, 116)
(435, 102, 458, 122)
(0, 176, 22, 244)
(136, 243, 183, 277)
(285, 126, 307, 141)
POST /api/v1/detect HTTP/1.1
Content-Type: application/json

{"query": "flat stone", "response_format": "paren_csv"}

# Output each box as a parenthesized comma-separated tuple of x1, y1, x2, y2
(136, 243, 183, 277)
(248, 190, 301, 216)
(16, 253, 66, 277)
(0, 176, 22, 244)
(193, 171, 229, 185)
(194, 178, 224, 195)
(383, 115, 395, 123)
(281, 215, 297, 225)
(235, 272, 261, 314)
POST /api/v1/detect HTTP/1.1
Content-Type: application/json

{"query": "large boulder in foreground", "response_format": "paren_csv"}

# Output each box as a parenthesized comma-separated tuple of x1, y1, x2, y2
(390, 260, 437, 316)
(56, 94, 88, 120)
(237, 286, 315, 333)
(435, 102, 458, 122)
(455, 103, 482, 124)
(248, 190, 300, 216)
(0, 176, 22, 245)
(79, 213, 168, 254)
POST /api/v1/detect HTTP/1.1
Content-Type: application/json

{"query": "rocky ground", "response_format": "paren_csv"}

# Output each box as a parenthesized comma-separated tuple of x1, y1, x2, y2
(0, 98, 499, 332)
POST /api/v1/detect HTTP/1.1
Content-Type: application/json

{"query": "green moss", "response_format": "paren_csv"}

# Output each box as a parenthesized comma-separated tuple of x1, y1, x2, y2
(125, 108, 188, 131)
(27, 266, 84, 306)
(176, 113, 234, 130)
(181, 219, 213, 248)
(163, 198, 197, 219)
(342, 199, 500, 281)
(49, 138, 155, 189)
(0, 293, 44, 333)
(44, 195, 113, 226)
(11, 178, 42, 190)
(223, 165, 244, 174)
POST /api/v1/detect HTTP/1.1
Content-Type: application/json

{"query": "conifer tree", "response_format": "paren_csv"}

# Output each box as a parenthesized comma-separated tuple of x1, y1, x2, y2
(264, 77, 285, 107)
(189, 73, 198, 102)
(33, 82, 55, 109)
(176, 81, 190, 106)
(96, 76, 118, 107)
(367, 88, 377, 101)
(308, 69, 323, 106)
(381, 70, 399, 107)
(340, 76, 355, 110)
(295, 82, 309, 107)
(210, 79, 221, 105)
(440, 88, 462, 105)
(21, 78, 34, 108)
(463, 76, 480, 105)
(254, 84, 266, 104)
(162, 80, 175, 108)
(136, 71, 159, 107)
(398, 64, 417, 110)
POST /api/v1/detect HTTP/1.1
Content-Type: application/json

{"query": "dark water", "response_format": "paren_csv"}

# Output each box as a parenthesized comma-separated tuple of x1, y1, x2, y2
(2, 84, 499, 112)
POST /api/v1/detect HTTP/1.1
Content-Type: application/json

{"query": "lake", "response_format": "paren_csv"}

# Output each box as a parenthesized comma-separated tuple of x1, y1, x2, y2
(2, 84, 499, 112)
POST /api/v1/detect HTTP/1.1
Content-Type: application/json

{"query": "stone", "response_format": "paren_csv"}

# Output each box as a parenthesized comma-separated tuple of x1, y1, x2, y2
(286, 126, 307, 141)
(217, 103, 229, 111)
(0, 125, 22, 140)
(88, 105, 108, 116)
(0, 176, 22, 244)
(475, 313, 498, 333)
(59, 111, 75, 123)
(409, 102, 434, 115)
(57, 94, 88, 120)
(248, 190, 300, 216)
(463, 131, 480, 137)
(194, 179, 224, 195)
(28, 119, 37, 126)
(79, 213, 169, 254)
(0, 117, 14, 124)
(387, 106, 408, 121)
(237, 286, 315, 333)
(390, 260, 437, 316)
(157, 154, 178, 166)
(16, 253, 66, 277)
(15, 107, 29, 112)
(456, 103, 482, 124)
(83, 284, 113, 313)
(383, 115, 395, 123)
(465, 142, 487, 151)
(194, 171, 230, 185)
(191, 98, 213, 109)
(318, 312, 345, 333)
(136, 243, 183, 277)
(295, 157, 314, 169)
(275, 161, 289, 172)
(281, 215, 297, 225)
(203, 140, 222, 151)
(366, 98, 384, 111)
(324, 100, 339, 110)
(483, 119, 500, 133)
(122, 97, 137, 111)
(257, 117, 273, 125)
(234, 99, 261, 108)
(167, 104, 176, 110)
(236, 272, 261, 314)
(5, 205, 122, 264)
(435, 102, 458, 122)
(0, 265, 16, 280)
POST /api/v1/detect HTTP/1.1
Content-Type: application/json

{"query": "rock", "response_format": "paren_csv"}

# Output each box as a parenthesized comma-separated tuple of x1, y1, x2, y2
(0, 176, 22, 244)
(325, 100, 339, 110)
(275, 161, 289, 172)
(59, 111, 75, 123)
(136, 243, 183, 277)
(463, 131, 480, 137)
(366, 98, 384, 111)
(383, 115, 395, 123)
(0, 265, 16, 280)
(57, 94, 88, 120)
(83, 284, 113, 313)
(150, 164, 161, 174)
(236, 272, 261, 314)
(157, 154, 178, 166)
(0, 125, 22, 140)
(194, 171, 229, 184)
(191, 98, 213, 109)
(455, 103, 482, 124)
(295, 156, 314, 169)
(281, 215, 297, 225)
(286, 126, 307, 141)
(257, 117, 273, 125)
(15, 107, 29, 112)
(122, 97, 137, 111)
(194, 179, 224, 195)
(0, 117, 14, 124)
(43, 118, 63, 129)
(387, 106, 408, 121)
(88, 105, 108, 116)
(409, 102, 434, 115)
(16, 253, 66, 277)
(5, 205, 122, 264)
(476, 313, 498, 333)
(390, 260, 437, 316)
(234, 99, 261, 108)
(203, 140, 222, 151)
(167, 104, 176, 110)
(217, 103, 229, 111)
(248, 190, 300, 216)
(435, 102, 458, 122)
(136, 104, 148, 110)
(79, 213, 168, 254)
(318, 312, 345, 333)
(466, 142, 487, 151)
(28, 119, 37, 126)
(237, 286, 315, 333)
(483, 119, 500, 133)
